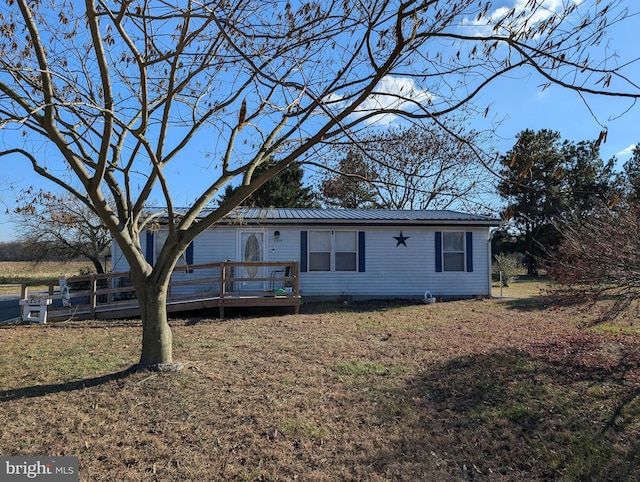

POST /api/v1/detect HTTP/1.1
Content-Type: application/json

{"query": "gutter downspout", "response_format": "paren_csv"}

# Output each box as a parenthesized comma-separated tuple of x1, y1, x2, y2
(488, 228, 496, 298)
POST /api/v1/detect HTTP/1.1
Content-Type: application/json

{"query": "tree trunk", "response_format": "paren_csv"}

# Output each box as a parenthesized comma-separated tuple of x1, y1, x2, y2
(526, 255, 538, 276)
(90, 256, 105, 274)
(137, 277, 175, 368)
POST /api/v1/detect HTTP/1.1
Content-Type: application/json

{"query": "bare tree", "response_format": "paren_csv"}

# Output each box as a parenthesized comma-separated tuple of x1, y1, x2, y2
(0, 1, 638, 369)
(548, 202, 640, 323)
(357, 123, 494, 210)
(13, 189, 111, 273)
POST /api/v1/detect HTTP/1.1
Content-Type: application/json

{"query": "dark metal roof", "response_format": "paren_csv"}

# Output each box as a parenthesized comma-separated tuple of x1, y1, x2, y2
(212, 207, 500, 226)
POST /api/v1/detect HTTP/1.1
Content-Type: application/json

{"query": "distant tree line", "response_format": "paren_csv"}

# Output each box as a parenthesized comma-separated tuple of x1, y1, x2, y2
(0, 240, 77, 262)
(10, 189, 111, 272)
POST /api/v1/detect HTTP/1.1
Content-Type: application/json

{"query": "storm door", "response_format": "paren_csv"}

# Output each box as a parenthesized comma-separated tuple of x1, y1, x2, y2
(238, 230, 267, 291)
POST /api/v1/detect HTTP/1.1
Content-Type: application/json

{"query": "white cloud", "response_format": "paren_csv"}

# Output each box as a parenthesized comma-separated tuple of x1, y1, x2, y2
(332, 75, 434, 127)
(463, 0, 572, 35)
(616, 144, 637, 158)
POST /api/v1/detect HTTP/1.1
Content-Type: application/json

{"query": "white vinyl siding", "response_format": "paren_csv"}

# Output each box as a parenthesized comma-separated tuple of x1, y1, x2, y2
(111, 224, 493, 301)
(299, 228, 489, 299)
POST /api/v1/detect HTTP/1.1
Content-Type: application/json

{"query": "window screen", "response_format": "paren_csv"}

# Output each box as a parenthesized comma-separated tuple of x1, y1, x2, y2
(442, 232, 465, 272)
(308, 230, 357, 272)
(309, 231, 331, 271)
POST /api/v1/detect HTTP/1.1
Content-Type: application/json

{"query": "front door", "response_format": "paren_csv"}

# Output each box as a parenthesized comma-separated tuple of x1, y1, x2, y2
(238, 230, 267, 291)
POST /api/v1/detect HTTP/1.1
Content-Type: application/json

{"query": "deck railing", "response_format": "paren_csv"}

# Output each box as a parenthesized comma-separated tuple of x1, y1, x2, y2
(20, 261, 299, 320)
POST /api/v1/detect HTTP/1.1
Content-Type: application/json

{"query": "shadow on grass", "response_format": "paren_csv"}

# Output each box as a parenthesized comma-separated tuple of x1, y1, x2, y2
(497, 295, 548, 312)
(496, 291, 591, 313)
(368, 346, 640, 481)
(178, 300, 426, 321)
(0, 319, 142, 331)
(497, 289, 614, 317)
(0, 366, 139, 403)
(300, 299, 423, 314)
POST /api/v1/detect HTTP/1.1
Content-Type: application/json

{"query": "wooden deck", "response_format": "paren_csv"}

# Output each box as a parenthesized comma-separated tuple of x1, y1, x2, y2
(20, 261, 301, 322)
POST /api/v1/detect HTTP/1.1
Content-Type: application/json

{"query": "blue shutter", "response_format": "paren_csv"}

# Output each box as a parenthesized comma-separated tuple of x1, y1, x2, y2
(358, 231, 366, 272)
(300, 231, 308, 272)
(185, 242, 194, 273)
(435, 231, 442, 272)
(145, 231, 154, 265)
(186, 242, 194, 265)
(466, 231, 473, 272)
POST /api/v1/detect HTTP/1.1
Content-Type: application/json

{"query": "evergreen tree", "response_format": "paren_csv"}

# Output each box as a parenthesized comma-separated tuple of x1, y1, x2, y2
(562, 140, 616, 212)
(318, 150, 379, 208)
(219, 162, 316, 208)
(622, 143, 640, 202)
(497, 129, 615, 274)
(498, 129, 566, 274)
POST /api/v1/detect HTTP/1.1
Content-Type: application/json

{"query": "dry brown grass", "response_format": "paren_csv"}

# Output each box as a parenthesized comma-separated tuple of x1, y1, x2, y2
(1, 283, 640, 481)
(491, 274, 554, 298)
(0, 261, 97, 294)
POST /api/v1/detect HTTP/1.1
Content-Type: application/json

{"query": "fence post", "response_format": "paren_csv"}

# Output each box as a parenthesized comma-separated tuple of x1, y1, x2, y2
(220, 261, 226, 298)
(90, 275, 97, 319)
(293, 261, 300, 314)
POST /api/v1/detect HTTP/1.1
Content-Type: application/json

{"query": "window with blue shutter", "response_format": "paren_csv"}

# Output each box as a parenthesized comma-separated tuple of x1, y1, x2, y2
(466, 231, 473, 272)
(436, 231, 473, 272)
(435, 231, 442, 272)
(186, 242, 194, 265)
(300, 230, 365, 272)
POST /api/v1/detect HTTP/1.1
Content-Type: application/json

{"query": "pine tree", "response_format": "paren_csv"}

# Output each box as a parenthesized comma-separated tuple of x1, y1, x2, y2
(497, 129, 616, 274)
(318, 151, 379, 208)
(219, 162, 316, 208)
(622, 143, 640, 202)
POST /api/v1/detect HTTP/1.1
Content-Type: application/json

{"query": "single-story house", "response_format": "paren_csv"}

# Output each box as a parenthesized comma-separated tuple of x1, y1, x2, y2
(111, 208, 501, 301)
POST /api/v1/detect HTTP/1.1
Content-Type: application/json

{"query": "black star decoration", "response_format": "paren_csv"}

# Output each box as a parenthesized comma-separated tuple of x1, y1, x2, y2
(394, 231, 409, 247)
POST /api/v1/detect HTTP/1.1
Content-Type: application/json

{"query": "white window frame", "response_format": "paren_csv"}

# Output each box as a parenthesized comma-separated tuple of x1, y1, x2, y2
(308, 230, 358, 272)
(442, 231, 466, 272)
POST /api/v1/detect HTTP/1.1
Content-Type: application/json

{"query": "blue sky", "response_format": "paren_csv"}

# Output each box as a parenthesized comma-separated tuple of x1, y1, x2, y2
(0, 1, 638, 242)
(474, 63, 639, 168)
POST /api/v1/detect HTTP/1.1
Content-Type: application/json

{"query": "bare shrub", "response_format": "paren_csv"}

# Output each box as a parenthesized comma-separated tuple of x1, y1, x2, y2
(493, 253, 524, 287)
(548, 202, 640, 323)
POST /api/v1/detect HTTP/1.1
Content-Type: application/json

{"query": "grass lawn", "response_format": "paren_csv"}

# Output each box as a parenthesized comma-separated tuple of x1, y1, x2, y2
(2, 279, 640, 481)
